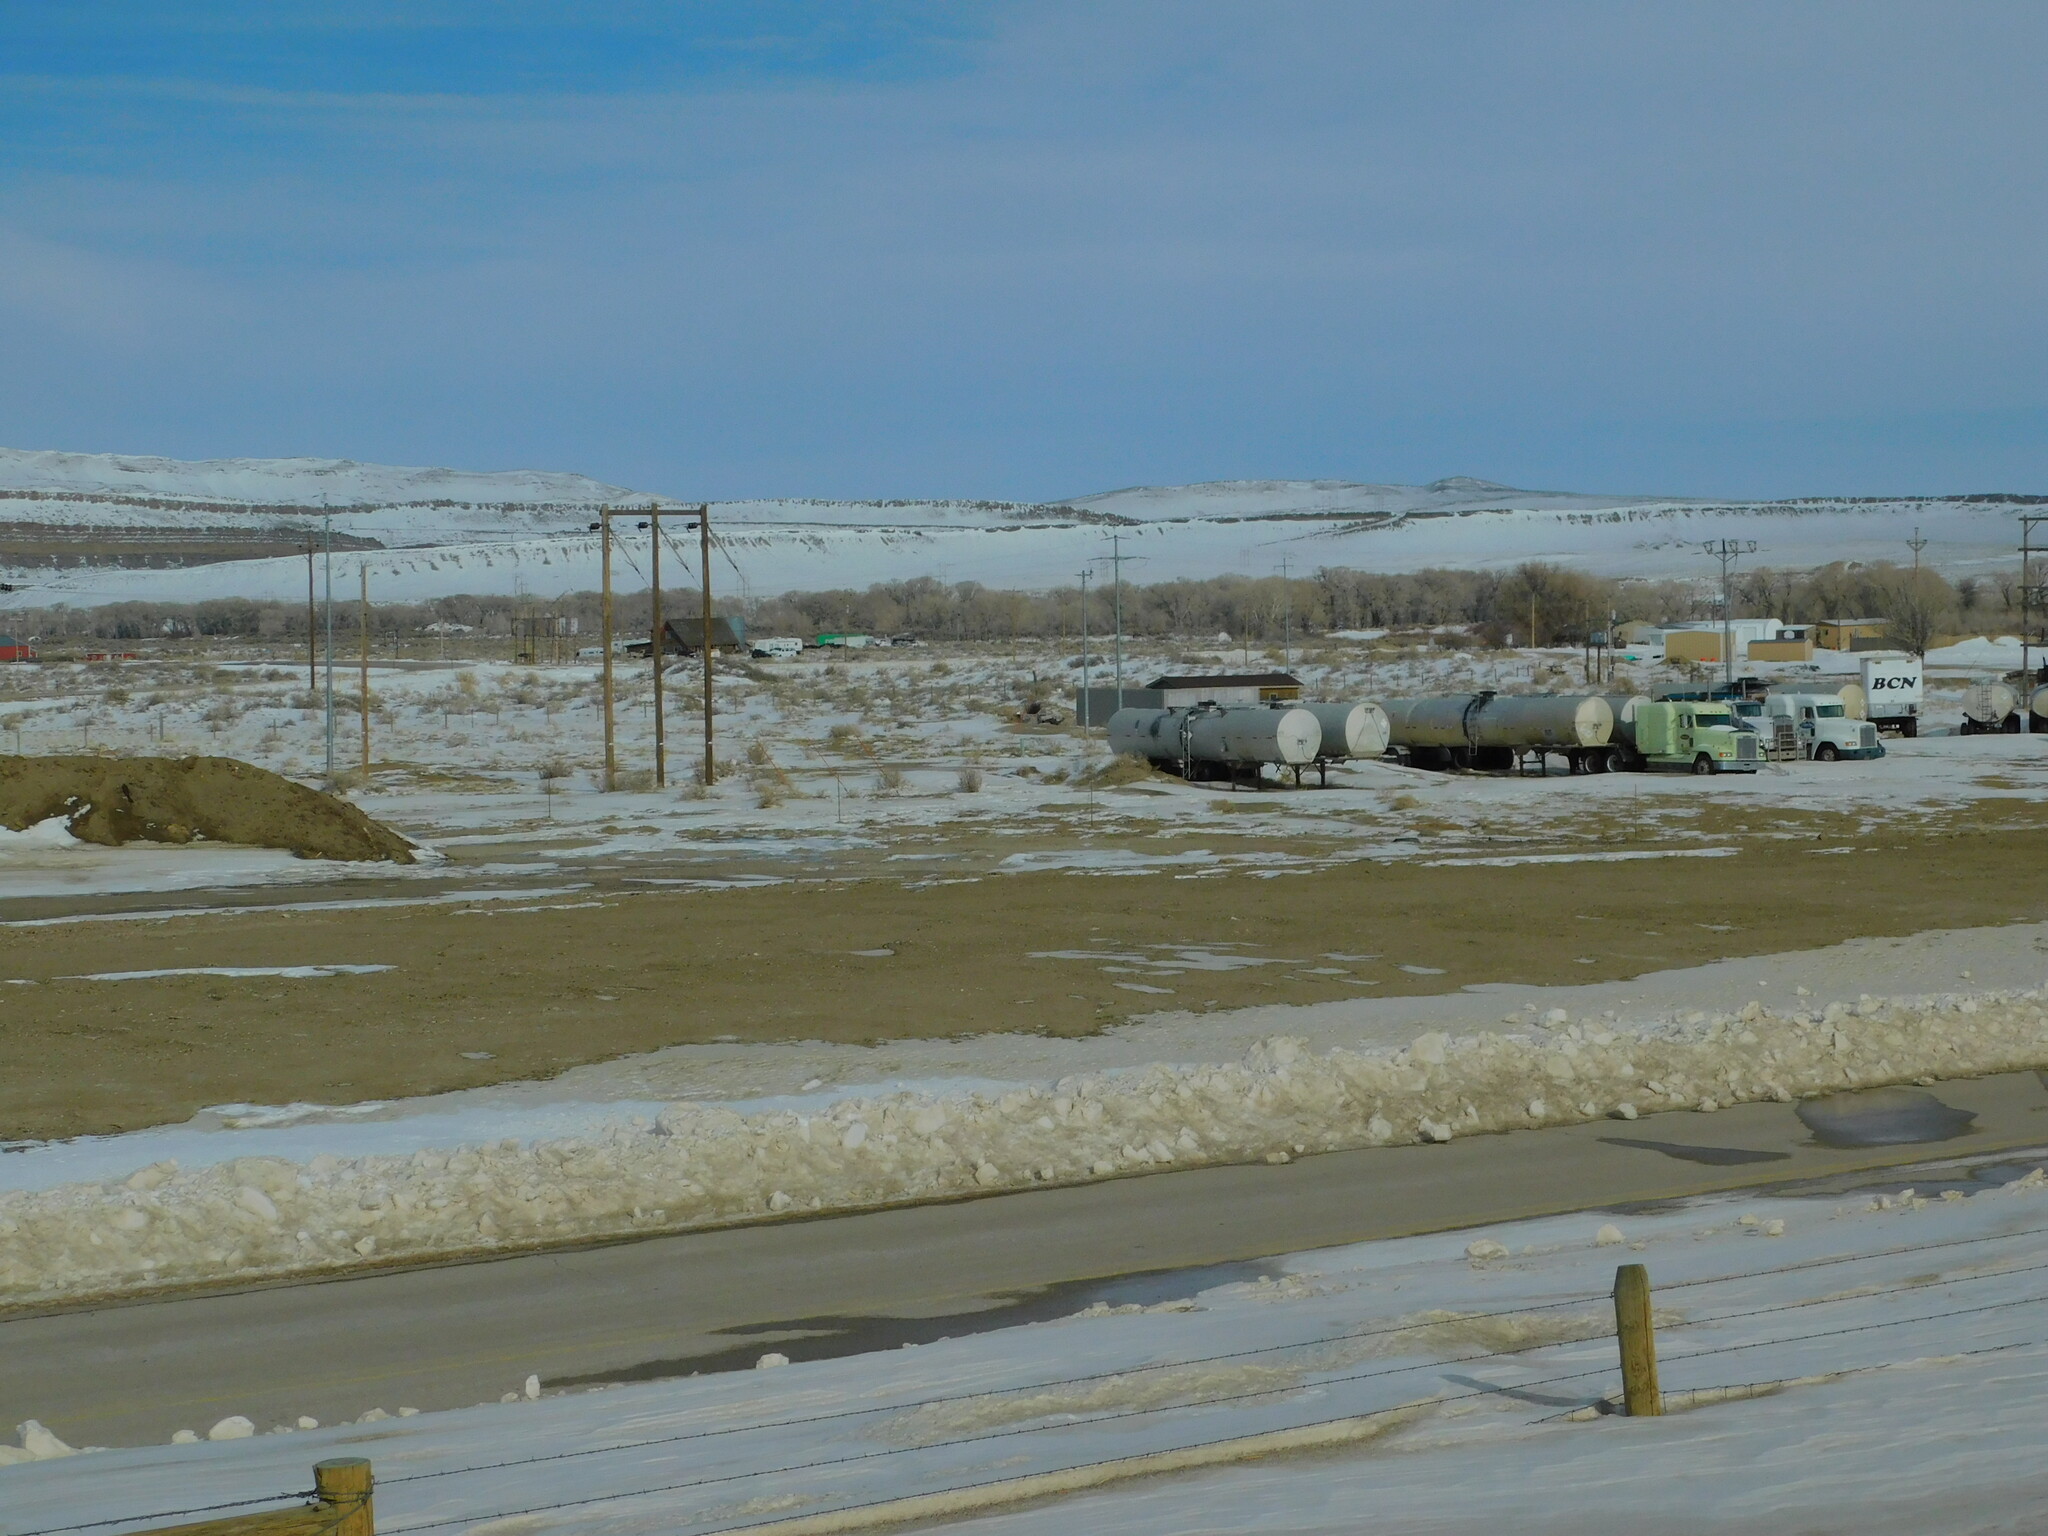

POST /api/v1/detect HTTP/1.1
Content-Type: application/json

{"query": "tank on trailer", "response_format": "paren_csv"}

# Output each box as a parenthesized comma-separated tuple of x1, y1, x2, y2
(1300, 702, 1391, 760)
(1293, 701, 1392, 785)
(1961, 680, 2022, 734)
(1107, 704, 1322, 780)
(1382, 692, 1613, 771)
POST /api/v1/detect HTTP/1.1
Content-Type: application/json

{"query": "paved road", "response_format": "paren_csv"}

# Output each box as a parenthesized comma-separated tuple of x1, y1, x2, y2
(9, 1072, 2048, 1447)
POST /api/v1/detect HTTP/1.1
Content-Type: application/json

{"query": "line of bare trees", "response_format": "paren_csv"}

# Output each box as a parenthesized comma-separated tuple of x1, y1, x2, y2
(0, 559, 2028, 655)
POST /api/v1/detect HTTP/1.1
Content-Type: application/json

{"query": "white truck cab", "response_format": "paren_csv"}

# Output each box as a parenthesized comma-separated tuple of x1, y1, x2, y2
(1763, 693, 1885, 761)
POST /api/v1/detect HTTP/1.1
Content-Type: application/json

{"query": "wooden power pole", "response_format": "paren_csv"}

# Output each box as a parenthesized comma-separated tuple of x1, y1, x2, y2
(649, 511, 666, 788)
(358, 566, 371, 776)
(698, 503, 714, 786)
(597, 509, 616, 790)
(305, 541, 318, 693)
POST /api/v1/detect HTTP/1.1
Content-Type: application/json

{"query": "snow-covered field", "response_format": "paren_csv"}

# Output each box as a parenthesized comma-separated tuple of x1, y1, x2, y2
(0, 447, 2035, 606)
(9, 1152, 2048, 1535)
(0, 609, 2043, 1523)
(0, 629, 2041, 1304)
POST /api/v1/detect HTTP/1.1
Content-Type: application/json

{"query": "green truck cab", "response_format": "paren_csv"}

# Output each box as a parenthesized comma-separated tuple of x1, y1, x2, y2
(1630, 700, 1762, 775)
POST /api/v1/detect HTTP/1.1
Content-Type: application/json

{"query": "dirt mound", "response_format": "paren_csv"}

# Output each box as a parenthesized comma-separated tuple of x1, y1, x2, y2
(0, 755, 415, 863)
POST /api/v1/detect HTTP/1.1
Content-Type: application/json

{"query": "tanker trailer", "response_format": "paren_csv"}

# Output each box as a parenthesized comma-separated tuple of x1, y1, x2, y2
(1107, 704, 1322, 783)
(1299, 701, 1392, 783)
(1382, 692, 1613, 772)
(1960, 680, 2022, 734)
(2034, 684, 2048, 733)
(1597, 694, 1657, 772)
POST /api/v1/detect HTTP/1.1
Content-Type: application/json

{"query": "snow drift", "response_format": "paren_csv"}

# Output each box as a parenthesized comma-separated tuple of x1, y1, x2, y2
(2, 985, 2045, 1306)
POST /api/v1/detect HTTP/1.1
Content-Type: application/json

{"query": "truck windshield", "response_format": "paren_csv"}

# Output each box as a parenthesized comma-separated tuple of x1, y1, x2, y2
(1814, 704, 1845, 718)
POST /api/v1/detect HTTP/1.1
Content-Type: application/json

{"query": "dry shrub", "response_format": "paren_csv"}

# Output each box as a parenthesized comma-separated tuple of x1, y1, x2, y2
(1077, 753, 1162, 788)
(955, 766, 984, 793)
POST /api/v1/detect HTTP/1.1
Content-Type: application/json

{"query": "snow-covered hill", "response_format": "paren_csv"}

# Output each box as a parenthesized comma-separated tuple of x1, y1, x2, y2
(0, 449, 2035, 607)
(0, 448, 630, 509)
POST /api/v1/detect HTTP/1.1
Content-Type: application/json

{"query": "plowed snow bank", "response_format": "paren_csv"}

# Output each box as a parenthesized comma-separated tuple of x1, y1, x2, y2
(0, 756, 414, 863)
(1, 985, 2043, 1305)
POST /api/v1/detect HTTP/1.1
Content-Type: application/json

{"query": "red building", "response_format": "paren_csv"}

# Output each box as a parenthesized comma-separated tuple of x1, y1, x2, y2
(0, 636, 36, 662)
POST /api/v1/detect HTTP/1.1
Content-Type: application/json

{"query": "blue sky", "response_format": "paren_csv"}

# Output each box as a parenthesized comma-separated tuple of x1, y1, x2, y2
(3, 1, 2045, 501)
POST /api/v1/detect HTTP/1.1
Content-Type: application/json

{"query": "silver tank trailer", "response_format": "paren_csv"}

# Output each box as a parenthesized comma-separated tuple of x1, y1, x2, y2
(2034, 685, 2048, 729)
(1382, 693, 1614, 750)
(1301, 701, 1391, 760)
(1107, 705, 1323, 769)
(1961, 680, 2021, 733)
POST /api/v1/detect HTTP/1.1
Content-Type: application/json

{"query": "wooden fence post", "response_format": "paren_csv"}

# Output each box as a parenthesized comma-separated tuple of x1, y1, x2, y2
(1612, 1263, 1663, 1416)
(314, 1459, 374, 1536)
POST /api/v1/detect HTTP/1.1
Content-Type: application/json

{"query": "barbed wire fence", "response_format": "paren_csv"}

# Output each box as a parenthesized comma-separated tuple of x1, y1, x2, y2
(15, 1216, 2048, 1536)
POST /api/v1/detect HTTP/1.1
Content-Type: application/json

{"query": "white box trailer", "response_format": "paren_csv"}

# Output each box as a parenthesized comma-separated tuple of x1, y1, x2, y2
(1839, 654, 1922, 737)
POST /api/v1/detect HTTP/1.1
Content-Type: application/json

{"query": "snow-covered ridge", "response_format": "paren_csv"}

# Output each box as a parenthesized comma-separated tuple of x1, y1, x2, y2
(3, 984, 2044, 1308)
(0, 448, 2038, 605)
(0, 448, 631, 509)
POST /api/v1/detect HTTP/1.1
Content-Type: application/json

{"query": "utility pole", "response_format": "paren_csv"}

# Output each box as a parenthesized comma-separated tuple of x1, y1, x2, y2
(697, 503, 715, 787)
(1701, 539, 1758, 691)
(1105, 534, 1133, 713)
(1908, 525, 1927, 577)
(305, 541, 317, 694)
(1078, 567, 1091, 727)
(590, 510, 616, 790)
(322, 512, 336, 784)
(358, 565, 371, 777)
(647, 511, 665, 789)
(2022, 515, 2047, 692)
(1279, 557, 1293, 669)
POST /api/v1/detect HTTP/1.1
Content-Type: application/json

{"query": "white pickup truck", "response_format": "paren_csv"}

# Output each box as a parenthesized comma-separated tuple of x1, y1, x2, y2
(1763, 693, 1886, 761)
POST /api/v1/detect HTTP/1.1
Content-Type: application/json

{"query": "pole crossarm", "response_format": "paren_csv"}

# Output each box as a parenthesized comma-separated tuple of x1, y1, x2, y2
(1700, 539, 1759, 689)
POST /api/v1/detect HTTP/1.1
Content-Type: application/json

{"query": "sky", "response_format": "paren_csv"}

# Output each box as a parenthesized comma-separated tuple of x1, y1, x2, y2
(2, 1, 2046, 503)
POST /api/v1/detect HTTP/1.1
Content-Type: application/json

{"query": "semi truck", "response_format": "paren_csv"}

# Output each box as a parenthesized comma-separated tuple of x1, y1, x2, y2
(1620, 700, 1763, 774)
(1762, 693, 1885, 761)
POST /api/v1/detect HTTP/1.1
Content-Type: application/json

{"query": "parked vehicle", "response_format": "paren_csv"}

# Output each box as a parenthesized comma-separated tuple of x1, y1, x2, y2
(1960, 673, 2048, 734)
(750, 637, 805, 660)
(1625, 700, 1763, 774)
(1381, 692, 1613, 771)
(1762, 693, 1884, 760)
(1834, 655, 1922, 737)
(1108, 703, 1321, 780)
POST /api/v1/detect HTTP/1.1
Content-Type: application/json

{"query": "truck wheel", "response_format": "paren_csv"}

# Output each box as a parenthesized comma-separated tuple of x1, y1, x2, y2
(1815, 743, 1839, 762)
(1902, 718, 1918, 739)
(1690, 754, 1714, 776)
(1584, 749, 1608, 775)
